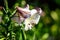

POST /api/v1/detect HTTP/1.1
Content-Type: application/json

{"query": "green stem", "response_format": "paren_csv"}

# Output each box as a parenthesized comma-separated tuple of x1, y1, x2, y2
(4, 0, 8, 13)
(19, 29, 26, 40)
(22, 30, 26, 40)
(21, 24, 26, 40)
(10, 10, 17, 18)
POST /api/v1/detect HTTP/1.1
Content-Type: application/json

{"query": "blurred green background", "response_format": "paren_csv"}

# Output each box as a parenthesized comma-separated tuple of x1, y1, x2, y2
(0, 0, 60, 40)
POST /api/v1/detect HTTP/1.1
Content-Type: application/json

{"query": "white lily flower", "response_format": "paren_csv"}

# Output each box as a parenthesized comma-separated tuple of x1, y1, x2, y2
(24, 8, 42, 31)
(11, 4, 43, 31)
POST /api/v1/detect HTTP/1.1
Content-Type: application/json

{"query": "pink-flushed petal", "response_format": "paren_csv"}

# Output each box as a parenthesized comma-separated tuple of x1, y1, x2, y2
(16, 6, 31, 18)
(16, 6, 30, 14)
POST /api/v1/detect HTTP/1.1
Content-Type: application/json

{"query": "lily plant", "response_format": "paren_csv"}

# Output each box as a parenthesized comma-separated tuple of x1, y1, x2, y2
(0, 0, 44, 40)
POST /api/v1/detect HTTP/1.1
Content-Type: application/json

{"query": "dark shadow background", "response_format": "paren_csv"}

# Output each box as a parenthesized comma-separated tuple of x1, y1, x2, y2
(0, 0, 60, 10)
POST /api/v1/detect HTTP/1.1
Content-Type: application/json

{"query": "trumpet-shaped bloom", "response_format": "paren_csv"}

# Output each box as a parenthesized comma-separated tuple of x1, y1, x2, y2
(12, 4, 43, 31)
